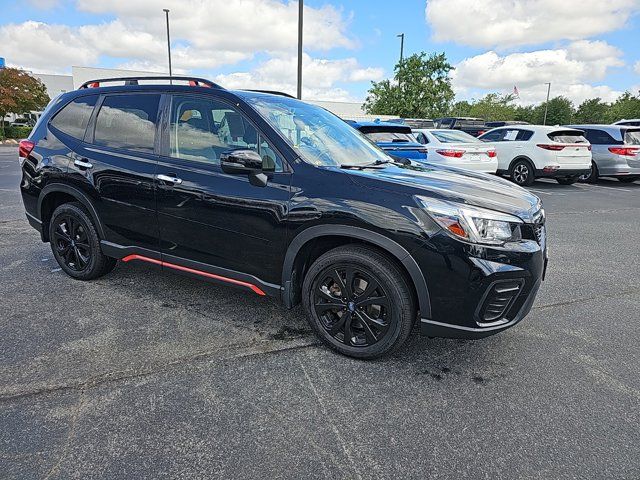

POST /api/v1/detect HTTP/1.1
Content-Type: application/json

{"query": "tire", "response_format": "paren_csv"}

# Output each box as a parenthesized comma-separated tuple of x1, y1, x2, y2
(510, 159, 535, 186)
(302, 245, 416, 359)
(579, 162, 598, 183)
(618, 176, 639, 183)
(49, 202, 117, 280)
(556, 177, 578, 185)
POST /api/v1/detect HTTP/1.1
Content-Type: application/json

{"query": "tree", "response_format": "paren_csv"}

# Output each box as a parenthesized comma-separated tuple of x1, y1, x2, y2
(465, 93, 517, 121)
(605, 91, 640, 123)
(574, 98, 609, 124)
(533, 96, 574, 125)
(364, 52, 454, 118)
(0, 68, 50, 137)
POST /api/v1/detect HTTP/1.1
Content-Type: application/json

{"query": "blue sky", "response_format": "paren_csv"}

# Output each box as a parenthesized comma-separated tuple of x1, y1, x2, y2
(1, 0, 639, 105)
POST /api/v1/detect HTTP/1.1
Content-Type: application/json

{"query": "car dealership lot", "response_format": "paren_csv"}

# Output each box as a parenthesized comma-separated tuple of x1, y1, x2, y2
(1, 146, 638, 478)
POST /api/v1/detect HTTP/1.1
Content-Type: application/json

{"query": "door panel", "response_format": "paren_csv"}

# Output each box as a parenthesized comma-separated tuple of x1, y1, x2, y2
(71, 93, 162, 251)
(156, 94, 291, 285)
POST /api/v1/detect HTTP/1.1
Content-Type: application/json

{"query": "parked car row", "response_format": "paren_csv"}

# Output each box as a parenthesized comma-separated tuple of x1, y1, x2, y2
(348, 119, 639, 186)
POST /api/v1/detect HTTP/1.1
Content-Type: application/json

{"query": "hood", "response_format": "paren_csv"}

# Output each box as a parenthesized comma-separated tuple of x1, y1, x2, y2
(345, 162, 541, 221)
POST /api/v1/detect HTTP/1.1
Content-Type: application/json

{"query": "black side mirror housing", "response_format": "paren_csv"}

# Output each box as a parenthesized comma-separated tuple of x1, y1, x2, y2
(220, 149, 269, 187)
(220, 149, 263, 174)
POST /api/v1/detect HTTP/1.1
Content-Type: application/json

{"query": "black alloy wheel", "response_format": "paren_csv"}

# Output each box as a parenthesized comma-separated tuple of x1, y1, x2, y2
(53, 214, 91, 271)
(49, 202, 117, 280)
(302, 245, 416, 359)
(313, 266, 390, 348)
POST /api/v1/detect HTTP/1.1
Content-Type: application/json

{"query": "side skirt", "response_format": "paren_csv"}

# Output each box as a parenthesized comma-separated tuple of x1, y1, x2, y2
(100, 240, 281, 298)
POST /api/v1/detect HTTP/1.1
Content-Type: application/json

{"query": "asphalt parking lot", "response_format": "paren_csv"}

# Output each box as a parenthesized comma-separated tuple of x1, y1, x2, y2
(1, 145, 639, 479)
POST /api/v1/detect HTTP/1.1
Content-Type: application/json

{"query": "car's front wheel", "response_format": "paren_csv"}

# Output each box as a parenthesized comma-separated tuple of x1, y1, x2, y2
(510, 159, 535, 186)
(49, 202, 117, 280)
(302, 245, 416, 359)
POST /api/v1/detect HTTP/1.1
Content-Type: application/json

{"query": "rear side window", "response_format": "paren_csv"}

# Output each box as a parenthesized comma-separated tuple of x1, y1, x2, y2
(49, 95, 99, 139)
(516, 130, 533, 141)
(625, 130, 640, 145)
(582, 129, 620, 145)
(548, 131, 588, 143)
(93, 94, 161, 152)
(480, 129, 505, 142)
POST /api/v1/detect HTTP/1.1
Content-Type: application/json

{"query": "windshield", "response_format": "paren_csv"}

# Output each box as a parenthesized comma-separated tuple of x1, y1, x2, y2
(241, 93, 390, 167)
(432, 130, 481, 144)
(364, 131, 415, 143)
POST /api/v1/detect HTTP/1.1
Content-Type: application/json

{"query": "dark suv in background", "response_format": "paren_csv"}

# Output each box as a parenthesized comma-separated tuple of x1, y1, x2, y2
(20, 76, 547, 359)
(435, 117, 487, 137)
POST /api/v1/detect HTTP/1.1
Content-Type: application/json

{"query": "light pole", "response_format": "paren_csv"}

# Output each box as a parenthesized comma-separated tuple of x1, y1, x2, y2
(397, 33, 404, 64)
(543, 82, 551, 125)
(296, 0, 303, 99)
(163, 9, 172, 84)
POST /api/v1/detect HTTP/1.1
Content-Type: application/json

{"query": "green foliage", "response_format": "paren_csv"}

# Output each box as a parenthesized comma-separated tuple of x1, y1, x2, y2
(0, 68, 49, 138)
(574, 98, 609, 124)
(1, 126, 33, 140)
(605, 91, 640, 123)
(532, 96, 574, 125)
(365, 52, 454, 118)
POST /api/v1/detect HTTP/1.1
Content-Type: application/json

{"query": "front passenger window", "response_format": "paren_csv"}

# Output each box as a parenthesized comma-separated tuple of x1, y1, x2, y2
(170, 96, 283, 172)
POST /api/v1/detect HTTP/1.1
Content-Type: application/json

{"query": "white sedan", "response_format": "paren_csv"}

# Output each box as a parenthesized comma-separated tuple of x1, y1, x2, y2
(413, 129, 498, 173)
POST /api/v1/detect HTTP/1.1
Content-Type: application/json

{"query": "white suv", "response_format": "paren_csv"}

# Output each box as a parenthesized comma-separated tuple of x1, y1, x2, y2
(479, 125, 592, 186)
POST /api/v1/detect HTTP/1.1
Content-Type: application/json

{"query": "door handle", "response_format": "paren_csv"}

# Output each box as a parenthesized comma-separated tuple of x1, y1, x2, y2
(156, 174, 183, 185)
(74, 158, 93, 169)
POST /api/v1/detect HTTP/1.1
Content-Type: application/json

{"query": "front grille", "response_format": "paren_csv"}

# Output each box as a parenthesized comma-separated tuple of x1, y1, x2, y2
(534, 223, 545, 244)
(478, 280, 524, 323)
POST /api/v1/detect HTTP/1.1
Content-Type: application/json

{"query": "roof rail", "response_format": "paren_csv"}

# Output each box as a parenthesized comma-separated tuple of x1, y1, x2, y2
(243, 89, 296, 99)
(79, 76, 222, 89)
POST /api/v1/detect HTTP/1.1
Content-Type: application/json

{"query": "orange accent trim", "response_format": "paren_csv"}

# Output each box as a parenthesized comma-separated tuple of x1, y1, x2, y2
(122, 254, 266, 296)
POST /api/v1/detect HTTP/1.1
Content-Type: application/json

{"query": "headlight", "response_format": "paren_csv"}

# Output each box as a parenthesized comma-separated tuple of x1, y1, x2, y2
(415, 196, 523, 245)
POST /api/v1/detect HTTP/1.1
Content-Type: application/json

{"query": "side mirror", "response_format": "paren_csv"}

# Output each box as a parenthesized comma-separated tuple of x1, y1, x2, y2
(220, 149, 263, 174)
(220, 149, 268, 187)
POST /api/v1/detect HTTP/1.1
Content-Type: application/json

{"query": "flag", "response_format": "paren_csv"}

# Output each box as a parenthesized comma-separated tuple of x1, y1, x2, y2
(513, 85, 520, 98)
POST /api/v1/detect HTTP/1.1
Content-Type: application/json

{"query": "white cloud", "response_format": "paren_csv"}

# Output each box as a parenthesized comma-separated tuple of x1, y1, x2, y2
(426, 0, 640, 48)
(0, 0, 356, 74)
(215, 53, 384, 101)
(635, 61, 640, 75)
(452, 41, 625, 104)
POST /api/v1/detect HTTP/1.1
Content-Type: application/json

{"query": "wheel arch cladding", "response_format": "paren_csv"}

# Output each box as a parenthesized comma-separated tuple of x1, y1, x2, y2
(282, 225, 431, 319)
(38, 184, 106, 241)
(509, 156, 534, 171)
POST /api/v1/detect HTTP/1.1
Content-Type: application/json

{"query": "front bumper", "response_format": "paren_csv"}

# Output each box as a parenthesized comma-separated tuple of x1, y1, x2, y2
(412, 224, 546, 340)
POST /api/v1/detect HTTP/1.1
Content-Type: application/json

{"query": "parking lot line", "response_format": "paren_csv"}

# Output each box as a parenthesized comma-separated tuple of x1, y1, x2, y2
(529, 189, 566, 196)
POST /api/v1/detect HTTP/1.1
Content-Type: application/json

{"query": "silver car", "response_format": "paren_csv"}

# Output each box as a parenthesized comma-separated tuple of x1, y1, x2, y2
(566, 125, 640, 183)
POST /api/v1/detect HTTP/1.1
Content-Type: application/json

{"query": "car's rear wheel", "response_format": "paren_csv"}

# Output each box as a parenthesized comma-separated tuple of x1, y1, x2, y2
(579, 162, 598, 183)
(49, 202, 117, 280)
(302, 245, 416, 359)
(510, 159, 535, 186)
(618, 176, 639, 183)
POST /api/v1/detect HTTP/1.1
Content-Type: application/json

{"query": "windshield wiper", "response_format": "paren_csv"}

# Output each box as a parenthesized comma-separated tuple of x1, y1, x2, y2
(339, 163, 387, 170)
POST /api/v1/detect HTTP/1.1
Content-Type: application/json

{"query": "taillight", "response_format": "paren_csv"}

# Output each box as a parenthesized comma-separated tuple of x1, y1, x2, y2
(477, 130, 486, 136)
(537, 144, 565, 151)
(609, 147, 640, 156)
(436, 149, 465, 158)
(487, 150, 497, 158)
(88, 81, 100, 88)
(18, 140, 35, 159)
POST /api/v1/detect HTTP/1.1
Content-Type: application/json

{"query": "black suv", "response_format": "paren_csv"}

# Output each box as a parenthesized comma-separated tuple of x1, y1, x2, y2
(20, 76, 547, 359)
